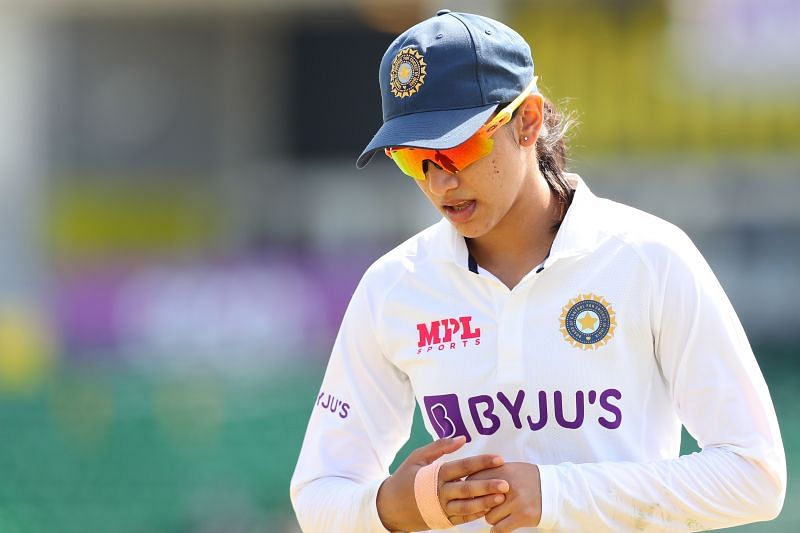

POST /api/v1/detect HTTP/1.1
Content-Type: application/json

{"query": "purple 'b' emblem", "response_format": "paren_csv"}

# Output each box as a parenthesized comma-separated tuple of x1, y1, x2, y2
(423, 394, 471, 442)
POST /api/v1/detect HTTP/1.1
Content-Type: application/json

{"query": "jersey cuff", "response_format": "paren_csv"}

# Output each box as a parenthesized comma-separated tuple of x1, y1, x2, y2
(537, 464, 561, 530)
(368, 476, 393, 532)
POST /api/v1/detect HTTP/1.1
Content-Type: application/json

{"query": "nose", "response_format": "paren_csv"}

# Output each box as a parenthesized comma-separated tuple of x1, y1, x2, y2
(425, 161, 459, 197)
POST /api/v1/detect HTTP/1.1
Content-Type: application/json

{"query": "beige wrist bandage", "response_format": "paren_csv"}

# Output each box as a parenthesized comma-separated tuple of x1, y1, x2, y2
(413, 462, 453, 530)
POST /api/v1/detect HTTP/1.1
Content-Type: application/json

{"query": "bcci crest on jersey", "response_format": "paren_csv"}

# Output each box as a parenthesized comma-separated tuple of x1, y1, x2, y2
(560, 293, 617, 350)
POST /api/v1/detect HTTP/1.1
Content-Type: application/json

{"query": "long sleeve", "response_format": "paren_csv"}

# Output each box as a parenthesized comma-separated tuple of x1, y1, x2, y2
(290, 268, 416, 532)
(536, 231, 786, 531)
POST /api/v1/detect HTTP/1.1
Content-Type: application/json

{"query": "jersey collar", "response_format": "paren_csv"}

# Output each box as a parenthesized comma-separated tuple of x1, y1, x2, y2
(547, 173, 602, 262)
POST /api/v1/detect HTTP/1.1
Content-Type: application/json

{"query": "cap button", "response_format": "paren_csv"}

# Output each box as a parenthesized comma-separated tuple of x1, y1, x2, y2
(436, 9, 451, 16)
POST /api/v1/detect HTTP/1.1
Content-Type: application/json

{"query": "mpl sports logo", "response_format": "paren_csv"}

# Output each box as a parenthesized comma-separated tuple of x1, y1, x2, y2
(423, 388, 622, 442)
(416, 316, 481, 354)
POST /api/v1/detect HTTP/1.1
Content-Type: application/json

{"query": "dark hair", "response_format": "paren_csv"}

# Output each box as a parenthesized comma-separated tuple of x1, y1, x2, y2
(513, 95, 577, 229)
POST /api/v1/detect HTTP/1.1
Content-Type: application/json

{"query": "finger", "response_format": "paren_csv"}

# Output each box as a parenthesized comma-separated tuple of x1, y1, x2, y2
(445, 493, 506, 516)
(410, 436, 467, 465)
(449, 509, 489, 526)
(440, 479, 510, 501)
(489, 513, 526, 533)
(440, 454, 504, 481)
(484, 500, 512, 526)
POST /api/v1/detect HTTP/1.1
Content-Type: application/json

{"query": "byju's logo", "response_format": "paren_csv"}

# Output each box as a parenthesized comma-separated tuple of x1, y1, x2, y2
(416, 316, 481, 354)
(423, 394, 472, 441)
(423, 388, 622, 442)
(315, 391, 350, 419)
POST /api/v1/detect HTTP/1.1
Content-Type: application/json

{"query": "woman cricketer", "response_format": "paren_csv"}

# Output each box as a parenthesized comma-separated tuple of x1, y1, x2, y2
(290, 10, 785, 533)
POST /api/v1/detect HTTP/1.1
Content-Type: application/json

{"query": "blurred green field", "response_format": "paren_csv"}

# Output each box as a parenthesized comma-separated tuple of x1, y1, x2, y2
(0, 344, 796, 532)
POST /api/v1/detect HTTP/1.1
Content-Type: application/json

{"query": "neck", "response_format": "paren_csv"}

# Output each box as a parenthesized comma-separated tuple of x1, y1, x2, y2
(466, 174, 562, 289)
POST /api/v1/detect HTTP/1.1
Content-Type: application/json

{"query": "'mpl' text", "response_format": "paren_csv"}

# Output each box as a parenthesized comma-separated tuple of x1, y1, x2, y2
(417, 315, 481, 354)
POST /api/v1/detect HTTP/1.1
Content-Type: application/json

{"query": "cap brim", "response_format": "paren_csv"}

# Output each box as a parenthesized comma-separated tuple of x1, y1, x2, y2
(356, 103, 499, 169)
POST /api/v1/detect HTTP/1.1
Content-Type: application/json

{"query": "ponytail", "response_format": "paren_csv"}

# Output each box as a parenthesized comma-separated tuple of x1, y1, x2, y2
(512, 95, 578, 229)
(536, 96, 577, 229)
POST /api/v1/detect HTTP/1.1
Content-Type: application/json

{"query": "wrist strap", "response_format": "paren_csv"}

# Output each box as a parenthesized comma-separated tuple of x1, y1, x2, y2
(413, 462, 453, 530)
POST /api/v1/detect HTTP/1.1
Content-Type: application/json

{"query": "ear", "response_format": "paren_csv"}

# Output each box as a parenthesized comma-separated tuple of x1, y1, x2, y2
(517, 94, 544, 147)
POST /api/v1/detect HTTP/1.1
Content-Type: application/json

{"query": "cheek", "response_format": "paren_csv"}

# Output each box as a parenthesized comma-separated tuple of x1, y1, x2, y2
(487, 157, 522, 207)
(414, 180, 435, 203)
(491, 158, 502, 184)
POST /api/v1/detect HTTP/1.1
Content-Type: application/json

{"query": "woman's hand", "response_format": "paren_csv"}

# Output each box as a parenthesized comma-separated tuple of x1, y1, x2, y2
(465, 462, 542, 533)
(376, 436, 511, 532)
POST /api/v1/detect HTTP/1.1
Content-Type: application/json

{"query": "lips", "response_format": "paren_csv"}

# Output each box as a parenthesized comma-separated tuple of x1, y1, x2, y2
(442, 200, 476, 223)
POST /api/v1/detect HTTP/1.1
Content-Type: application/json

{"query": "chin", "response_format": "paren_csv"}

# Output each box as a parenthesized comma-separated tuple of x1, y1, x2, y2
(452, 221, 491, 239)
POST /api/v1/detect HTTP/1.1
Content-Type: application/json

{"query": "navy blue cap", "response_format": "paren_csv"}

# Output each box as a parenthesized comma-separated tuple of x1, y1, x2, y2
(356, 11, 536, 168)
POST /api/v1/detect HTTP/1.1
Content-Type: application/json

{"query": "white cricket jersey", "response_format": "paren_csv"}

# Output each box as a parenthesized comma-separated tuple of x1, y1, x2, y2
(290, 174, 785, 532)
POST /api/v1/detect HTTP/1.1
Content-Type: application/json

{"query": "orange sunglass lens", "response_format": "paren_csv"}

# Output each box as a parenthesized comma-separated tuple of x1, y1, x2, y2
(386, 132, 495, 180)
(433, 151, 459, 174)
(441, 135, 494, 168)
(386, 148, 429, 180)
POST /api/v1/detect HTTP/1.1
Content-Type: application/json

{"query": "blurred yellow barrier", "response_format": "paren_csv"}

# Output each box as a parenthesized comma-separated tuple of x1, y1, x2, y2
(512, 1, 800, 154)
(0, 305, 55, 394)
(48, 180, 219, 260)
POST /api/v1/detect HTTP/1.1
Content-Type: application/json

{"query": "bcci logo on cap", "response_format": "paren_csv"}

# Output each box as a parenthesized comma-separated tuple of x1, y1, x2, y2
(560, 293, 617, 350)
(390, 48, 427, 98)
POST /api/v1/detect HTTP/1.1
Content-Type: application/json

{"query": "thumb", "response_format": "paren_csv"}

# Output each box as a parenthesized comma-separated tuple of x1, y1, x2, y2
(413, 436, 467, 465)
